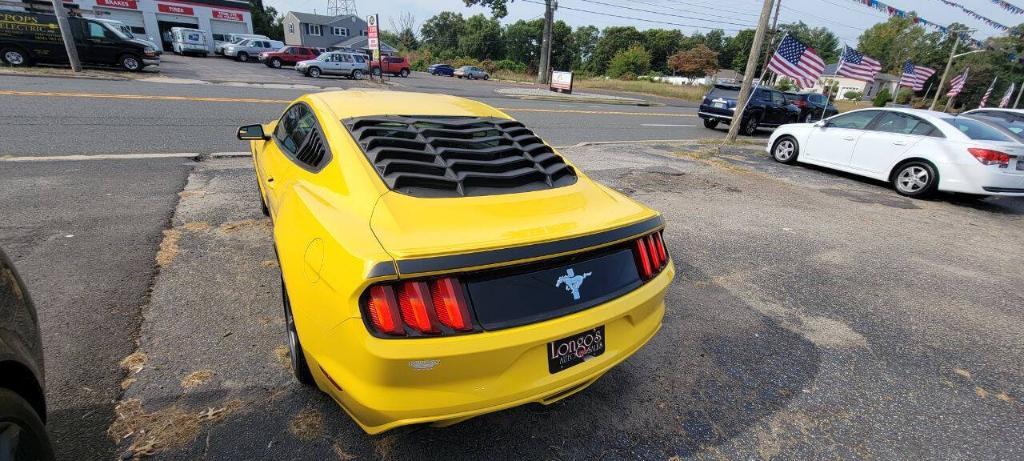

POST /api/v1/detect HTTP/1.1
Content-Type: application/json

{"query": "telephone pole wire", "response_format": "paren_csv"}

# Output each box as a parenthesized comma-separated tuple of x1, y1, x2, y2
(726, 0, 775, 142)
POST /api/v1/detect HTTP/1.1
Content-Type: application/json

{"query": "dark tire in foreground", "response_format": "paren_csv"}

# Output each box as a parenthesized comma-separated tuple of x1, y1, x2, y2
(741, 116, 759, 136)
(703, 119, 719, 129)
(0, 388, 54, 461)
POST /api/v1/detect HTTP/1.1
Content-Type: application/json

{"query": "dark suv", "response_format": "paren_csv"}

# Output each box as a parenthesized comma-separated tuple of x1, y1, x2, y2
(783, 92, 838, 123)
(699, 84, 800, 135)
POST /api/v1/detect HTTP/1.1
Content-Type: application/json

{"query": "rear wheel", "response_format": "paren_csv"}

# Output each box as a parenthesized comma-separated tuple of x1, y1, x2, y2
(483, 74, 489, 80)
(119, 54, 141, 72)
(307, 66, 321, 78)
(741, 116, 759, 136)
(399, 68, 409, 77)
(771, 136, 799, 164)
(703, 119, 719, 130)
(351, 69, 363, 79)
(893, 161, 938, 198)
(270, 58, 282, 68)
(237, 52, 249, 62)
(372, 67, 382, 77)
(1, 47, 29, 66)
(282, 278, 314, 385)
(0, 388, 54, 461)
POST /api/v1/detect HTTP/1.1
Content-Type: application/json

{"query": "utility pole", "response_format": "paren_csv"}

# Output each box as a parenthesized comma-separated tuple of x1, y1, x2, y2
(759, 0, 782, 76)
(1014, 81, 1023, 108)
(50, 0, 81, 72)
(930, 34, 960, 111)
(537, 0, 556, 84)
(726, 0, 775, 142)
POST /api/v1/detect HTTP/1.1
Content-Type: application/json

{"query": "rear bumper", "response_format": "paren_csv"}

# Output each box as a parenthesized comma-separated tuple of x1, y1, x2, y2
(312, 262, 674, 434)
(698, 111, 734, 122)
(938, 162, 1024, 196)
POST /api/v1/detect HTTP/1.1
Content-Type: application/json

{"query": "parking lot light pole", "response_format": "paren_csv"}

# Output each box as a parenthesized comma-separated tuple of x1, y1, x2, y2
(726, 0, 775, 142)
(50, 0, 81, 72)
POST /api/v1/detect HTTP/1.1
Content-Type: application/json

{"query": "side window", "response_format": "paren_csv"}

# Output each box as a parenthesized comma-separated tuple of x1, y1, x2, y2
(872, 112, 930, 135)
(353, 54, 365, 63)
(829, 110, 879, 129)
(771, 91, 785, 105)
(274, 104, 314, 154)
(910, 121, 942, 137)
(87, 22, 111, 39)
(341, 54, 353, 63)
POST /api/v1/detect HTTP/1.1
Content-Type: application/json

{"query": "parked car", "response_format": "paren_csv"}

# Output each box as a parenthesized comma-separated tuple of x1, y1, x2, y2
(223, 38, 283, 62)
(768, 108, 1024, 197)
(0, 10, 158, 71)
(699, 84, 799, 135)
(93, 18, 159, 52)
(783, 91, 838, 123)
(0, 248, 54, 460)
(236, 89, 673, 434)
(294, 51, 368, 79)
(428, 63, 454, 76)
(260, 46, 320, 68)
(454, 65, 489, 80)
(214, 33, 268, 55)
(169, 27, 208, 57)
(961, 108, 1024, 123)
(369, 55, 411, 77)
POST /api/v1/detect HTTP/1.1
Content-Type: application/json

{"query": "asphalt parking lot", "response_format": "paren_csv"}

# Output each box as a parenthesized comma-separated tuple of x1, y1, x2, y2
(2, 55, 1023, 459)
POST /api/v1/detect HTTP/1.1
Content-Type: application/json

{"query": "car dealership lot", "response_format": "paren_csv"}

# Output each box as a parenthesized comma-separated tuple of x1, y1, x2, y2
(1, 67, 1023, 459)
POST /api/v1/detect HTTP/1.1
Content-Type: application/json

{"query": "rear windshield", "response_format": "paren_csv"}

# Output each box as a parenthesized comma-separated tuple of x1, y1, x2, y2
(708, 86, 739, 99)
(940, 117, 1013, 141)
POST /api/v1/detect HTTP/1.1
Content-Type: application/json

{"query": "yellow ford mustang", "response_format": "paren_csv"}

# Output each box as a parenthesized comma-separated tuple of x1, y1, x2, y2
(237, 90, 674, 434)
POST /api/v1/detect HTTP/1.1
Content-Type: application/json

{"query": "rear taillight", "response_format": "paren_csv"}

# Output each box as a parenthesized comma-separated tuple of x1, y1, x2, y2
(363, 277, 474, 337)
(968, 148, 1011, 167)
(633, 230, 670, 281)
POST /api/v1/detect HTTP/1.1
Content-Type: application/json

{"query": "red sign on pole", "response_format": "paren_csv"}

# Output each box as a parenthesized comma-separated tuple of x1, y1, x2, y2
(96, 0, 138, 9)
(158, 3, 194, 15)
(212, 10, 243, 21)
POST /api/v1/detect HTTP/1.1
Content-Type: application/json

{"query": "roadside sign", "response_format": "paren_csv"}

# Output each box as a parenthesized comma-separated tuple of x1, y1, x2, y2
(367, 14, 380, 80)
(367, 37, 378, 50)
(550, 70, 573, 94)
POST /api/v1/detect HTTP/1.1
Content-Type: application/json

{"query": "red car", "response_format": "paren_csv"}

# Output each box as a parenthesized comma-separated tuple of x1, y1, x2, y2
(369, 55, 411, 77)
(260, 46, 320, 69)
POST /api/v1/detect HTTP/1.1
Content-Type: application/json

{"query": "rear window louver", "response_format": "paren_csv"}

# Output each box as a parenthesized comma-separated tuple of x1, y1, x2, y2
(344, 116, 577, 197)
(294, 127, 328, 168)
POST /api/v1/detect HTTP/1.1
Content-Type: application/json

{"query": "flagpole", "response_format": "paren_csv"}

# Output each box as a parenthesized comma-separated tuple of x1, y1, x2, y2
(1015, 80, 1024, 108)
(980, 76, 997, 108)
(931, 33, 961, 111)
(821, 45, 845, 120)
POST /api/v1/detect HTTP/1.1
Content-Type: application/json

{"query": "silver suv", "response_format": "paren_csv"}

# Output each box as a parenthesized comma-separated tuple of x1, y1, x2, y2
(223, 38, 283, 62)
(295, 51, 369, 79)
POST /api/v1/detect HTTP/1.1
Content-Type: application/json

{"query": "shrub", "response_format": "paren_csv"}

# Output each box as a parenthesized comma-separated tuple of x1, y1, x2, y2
(896, 88, 913, 104)
(776, 78, 794, 92)
(495, 59, 527, 73)
(607, 45, 651, 80)
(843, 91, 862, 100)
(873, 87, 892, 107)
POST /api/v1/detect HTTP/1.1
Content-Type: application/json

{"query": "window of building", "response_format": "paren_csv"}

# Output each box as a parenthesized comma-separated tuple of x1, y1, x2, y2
(288, 23, 294, 33)
(212, 33, 225, 41)
(332, 26, 347, 36)
(360, 29, 367, 36)
(307, 24, 322, 36)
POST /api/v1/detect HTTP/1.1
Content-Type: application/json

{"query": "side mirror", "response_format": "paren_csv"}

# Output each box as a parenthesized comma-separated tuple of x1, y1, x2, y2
(814, 120, 830, 128)
(237, 124, 269, 140)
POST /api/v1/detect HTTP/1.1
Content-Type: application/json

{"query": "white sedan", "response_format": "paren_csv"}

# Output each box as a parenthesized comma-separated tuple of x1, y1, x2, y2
(767, 108, 1024, 197)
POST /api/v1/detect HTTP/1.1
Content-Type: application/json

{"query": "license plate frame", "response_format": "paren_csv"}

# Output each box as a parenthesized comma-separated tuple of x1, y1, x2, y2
(547, 326, 605, 374)
(713, 102, 726, 109)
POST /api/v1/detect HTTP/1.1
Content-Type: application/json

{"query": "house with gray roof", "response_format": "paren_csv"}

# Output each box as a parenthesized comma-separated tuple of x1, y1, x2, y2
(282, 11, 396, 53)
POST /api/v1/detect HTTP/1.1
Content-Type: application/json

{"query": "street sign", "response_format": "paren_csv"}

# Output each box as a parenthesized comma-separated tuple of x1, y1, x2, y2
(367, 13, 380, 80)
(550, 70, 573, 94)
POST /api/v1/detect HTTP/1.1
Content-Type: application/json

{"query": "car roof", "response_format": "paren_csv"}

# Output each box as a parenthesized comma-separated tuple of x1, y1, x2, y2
(962, 108, 1024, 114)
(308, 90, 511, 120)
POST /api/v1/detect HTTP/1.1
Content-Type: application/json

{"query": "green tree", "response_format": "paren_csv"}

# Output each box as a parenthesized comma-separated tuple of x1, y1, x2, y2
(703, 29, 726, 53)
(503, 19, 543, 70)
(591, 26, 644, 74)
(421, 12, 465, 55)
(572, 25, 600, 69)
(775, 21, 840, 63)
(459, 14, 504, 60)
(249, 0, 283, 40)
(873, 87, 892, 107)
(643, 29, 685, 73)
(722, 29, 755, 72)
(776, 77, 794, 92)
(463, 0, 514, 17)
(857, 16, 943, 74)
(607, 44, 651, 79)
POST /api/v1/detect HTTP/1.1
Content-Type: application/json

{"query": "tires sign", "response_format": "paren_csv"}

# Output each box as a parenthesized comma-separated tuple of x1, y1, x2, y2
(366, 14, 379, 60)
(158, 4, 194, 16)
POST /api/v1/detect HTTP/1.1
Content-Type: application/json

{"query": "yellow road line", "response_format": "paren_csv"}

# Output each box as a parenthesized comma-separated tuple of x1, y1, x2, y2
(0, 89, 695, 117)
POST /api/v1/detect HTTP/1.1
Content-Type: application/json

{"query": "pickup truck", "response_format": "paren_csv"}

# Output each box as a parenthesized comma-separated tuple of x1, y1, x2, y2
(260, 46, 320, 68)
(369, 55, 410, 77)
(698, 84, 800, 135)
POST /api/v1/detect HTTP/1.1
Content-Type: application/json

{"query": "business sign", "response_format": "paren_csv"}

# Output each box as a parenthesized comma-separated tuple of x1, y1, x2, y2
(212, 10, 243, 21)
(158, 3, 194, 16)
(550, 70, 573, 94)
(96, 0, 138, 9)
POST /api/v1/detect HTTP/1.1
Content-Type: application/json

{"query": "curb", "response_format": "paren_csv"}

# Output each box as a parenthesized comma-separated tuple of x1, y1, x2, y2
(512, 94, 659, 106)
(0, 69, 132, 81)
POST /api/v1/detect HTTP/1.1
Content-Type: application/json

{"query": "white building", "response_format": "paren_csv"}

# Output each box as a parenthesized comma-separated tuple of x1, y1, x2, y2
(70, 0, 253, 53)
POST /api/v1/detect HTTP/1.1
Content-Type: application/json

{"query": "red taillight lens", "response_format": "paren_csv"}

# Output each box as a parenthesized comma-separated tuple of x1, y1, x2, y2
(968, 148, 1011, 166)
(366, 285, 404, 336)
(634, 231, 669, 281)
(430, 278, 472, 331)
(635, 238, 654, 279)
(652, 232, 668, 261)
(647, 234, 661, 268)
(794, 100, 807, 107)
(397, 281, 439, 334)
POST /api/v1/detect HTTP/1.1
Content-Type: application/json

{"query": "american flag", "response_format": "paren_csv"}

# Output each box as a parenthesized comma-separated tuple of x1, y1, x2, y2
(979, 77, 997, 107)
(836, 46, 881, 82)
(767, 35, 825, 88)
(999, 82, 1015, 108)
(947, 68, 969, 97)
(899, 60, 936, 91)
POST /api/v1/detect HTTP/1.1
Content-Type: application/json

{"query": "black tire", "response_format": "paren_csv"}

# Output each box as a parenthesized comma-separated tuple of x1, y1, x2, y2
(372, 67, 382, 77)
(0, 388, 54, 461)
(1, 47, 30, 67)
(457, 75, 462, 79)
(802, 112, 814, 123)
(351, 69, 363, 79)
(483, 74, 489, 80)
(237, 52, 249, 62)
(282, 278, 314, 385)
(119, 54, 142, 72)
(259, 187, 269, 217)
(307, 66, 321, 78)
(740, 115, 759, 136)
(399, 68, 409, 77)
(771, 136, 799, 164)
(703, 119, 719, 130)
(270, 58, 282, 69)
(892, 161, 939, 198)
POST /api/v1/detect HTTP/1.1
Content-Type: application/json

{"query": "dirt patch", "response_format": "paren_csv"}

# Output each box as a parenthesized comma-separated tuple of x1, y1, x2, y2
(108, 399, 201, 459)
(261, 259, 279, 268)
(288, 407, 325, 441)
(181, 221, 212, 232)
(120, 351, 148, 374)
(121, 378, 137, 390)
(180, 370, 215, 390)
(218, 219, 271, 233)
(155, 229, 181, 267)
(820, 188, 919, 210)
(333, 443, 357, 460)
(178, 190, 205, 199)
(953, 368, 972, 380)
(273, 345, 291, 369)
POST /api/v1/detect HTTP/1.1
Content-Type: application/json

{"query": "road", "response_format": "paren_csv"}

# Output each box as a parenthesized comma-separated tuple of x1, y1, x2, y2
(1, 55, 1021, 460)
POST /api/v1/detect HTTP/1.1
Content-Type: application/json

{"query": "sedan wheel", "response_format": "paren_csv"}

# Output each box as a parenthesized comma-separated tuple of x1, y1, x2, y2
(772, 137, 799, 164)
(270, 58, 282, 68)
(351, 69, 363, 79)
(282, 278, 314, 385)
(307, 67, 321, 78)
(894, 162, 938, 197)
(120, 54, 141, 72)
(237, 52, 248, 62)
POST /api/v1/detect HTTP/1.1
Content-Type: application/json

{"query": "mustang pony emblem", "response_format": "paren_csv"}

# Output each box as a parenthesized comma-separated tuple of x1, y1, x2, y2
(555, 268, 592, 301)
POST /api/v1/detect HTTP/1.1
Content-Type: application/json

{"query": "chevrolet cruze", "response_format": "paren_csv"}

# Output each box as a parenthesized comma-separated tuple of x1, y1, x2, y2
(238, 90, 674, 433)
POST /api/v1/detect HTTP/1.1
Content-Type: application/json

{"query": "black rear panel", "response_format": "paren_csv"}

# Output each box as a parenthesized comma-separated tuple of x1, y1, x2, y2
(343, 115, 577, 197)
(464, 244, 642, 330)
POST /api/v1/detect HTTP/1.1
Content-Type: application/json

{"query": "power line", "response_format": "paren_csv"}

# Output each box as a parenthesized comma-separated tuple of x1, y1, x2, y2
(574, 0, 757, 29)
(637, 0, 762, 20)
(521, 0, 749, 32)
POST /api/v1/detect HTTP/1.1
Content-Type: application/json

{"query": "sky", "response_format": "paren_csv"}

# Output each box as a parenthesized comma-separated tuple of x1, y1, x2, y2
(264, 0, 1024, 45)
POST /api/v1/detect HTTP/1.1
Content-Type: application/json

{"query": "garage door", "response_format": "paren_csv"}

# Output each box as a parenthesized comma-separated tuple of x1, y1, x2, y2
(210, 19, 247, 43)
(94, 7, 146, 35)
(156, 13, 198, 26)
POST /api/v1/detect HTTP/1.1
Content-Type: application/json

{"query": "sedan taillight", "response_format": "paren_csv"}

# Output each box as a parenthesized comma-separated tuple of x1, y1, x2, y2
(363, 277, 475, 337)
(633, 230, 669, 281)
(968, 148, 1011, 167)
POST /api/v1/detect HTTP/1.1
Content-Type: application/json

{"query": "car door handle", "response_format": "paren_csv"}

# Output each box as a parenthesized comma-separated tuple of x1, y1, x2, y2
(842, 136, 856, 141)
(892, 141, 907, 146)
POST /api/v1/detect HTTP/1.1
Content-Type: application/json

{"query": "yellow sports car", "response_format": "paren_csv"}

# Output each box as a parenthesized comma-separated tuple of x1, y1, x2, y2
(237, 90, 674, 434)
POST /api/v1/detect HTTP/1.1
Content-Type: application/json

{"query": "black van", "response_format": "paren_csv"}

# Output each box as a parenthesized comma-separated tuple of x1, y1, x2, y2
(0, 10, 159, 71)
